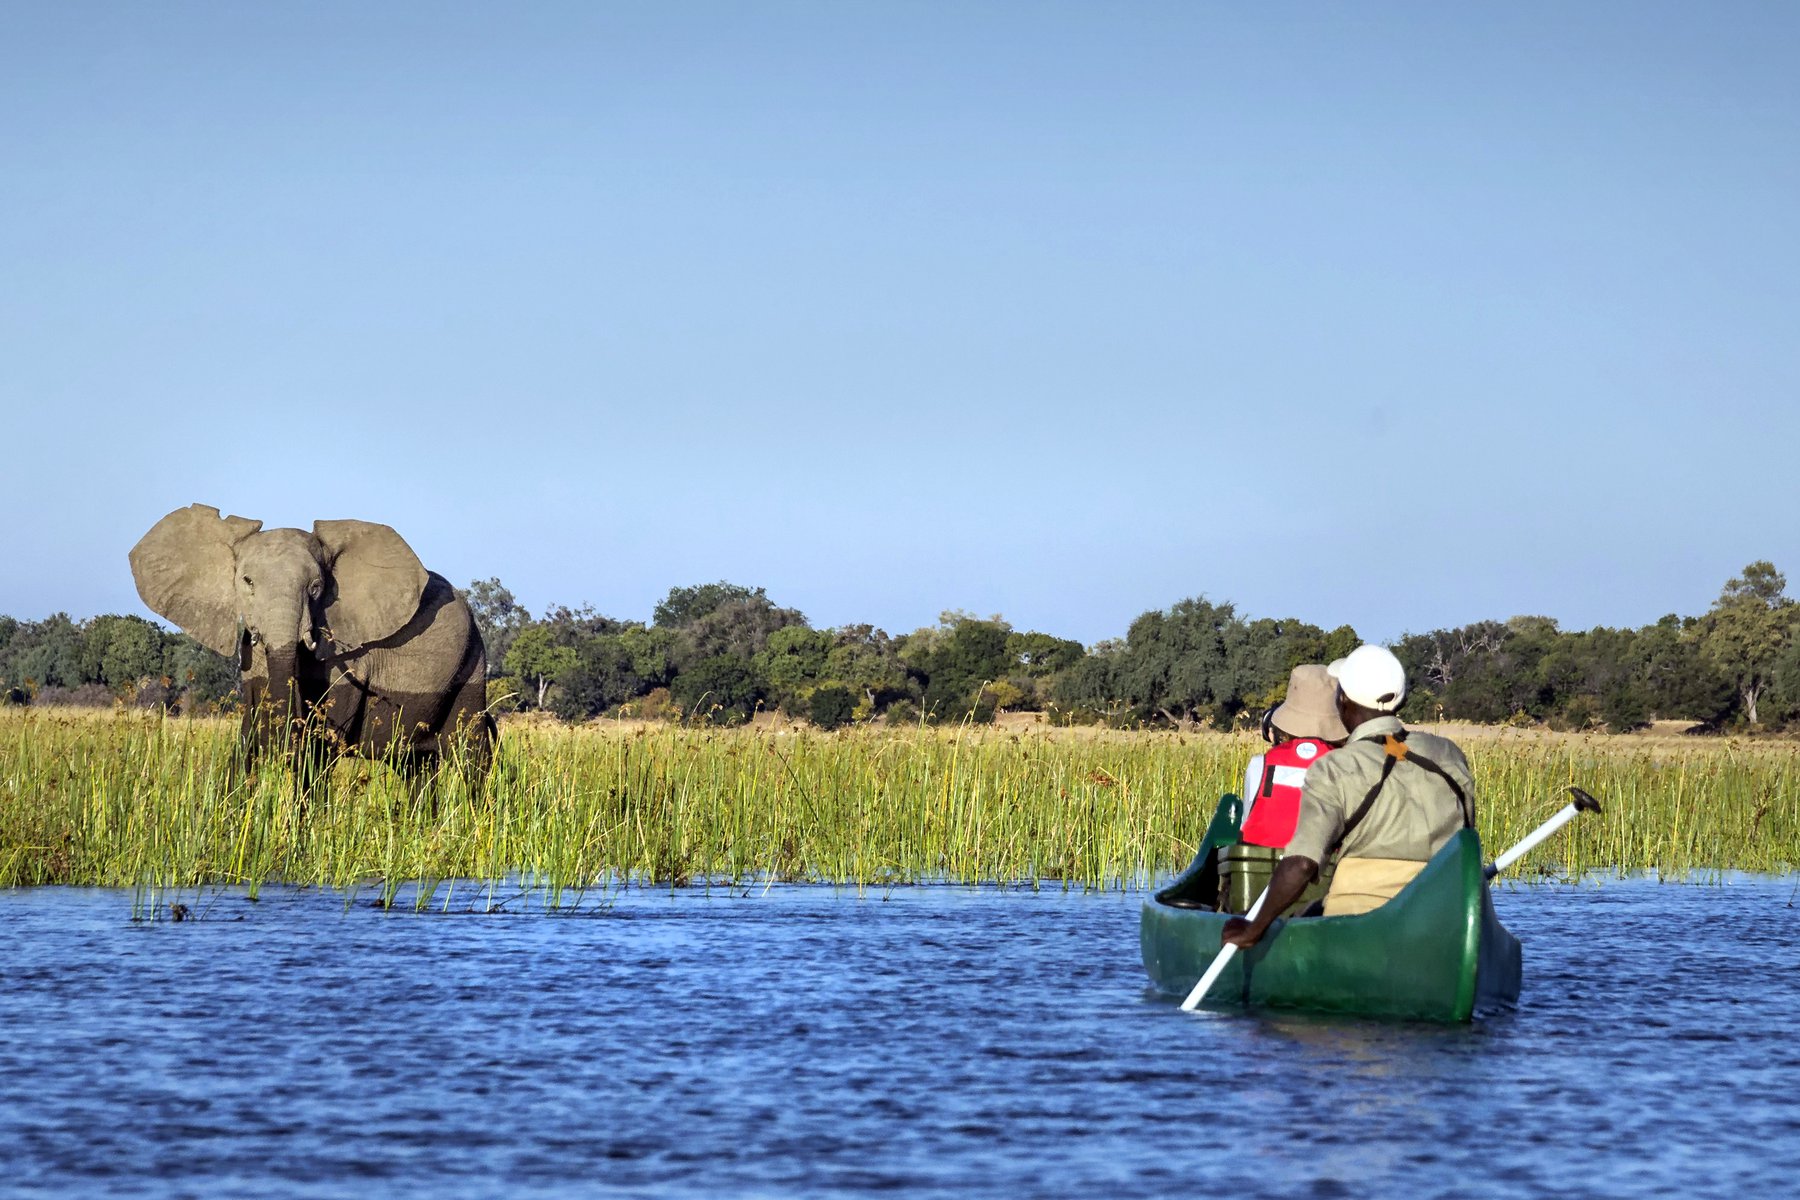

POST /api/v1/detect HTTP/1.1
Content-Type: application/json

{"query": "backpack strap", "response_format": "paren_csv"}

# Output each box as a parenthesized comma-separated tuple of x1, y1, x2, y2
(1327, 733, 1406, 855)
(1325, 728, 1474, 856)
(1401, 743, 1474, 829)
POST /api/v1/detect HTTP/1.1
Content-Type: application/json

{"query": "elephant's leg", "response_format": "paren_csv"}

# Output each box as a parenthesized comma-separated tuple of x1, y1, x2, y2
(356, 689, 428, 781)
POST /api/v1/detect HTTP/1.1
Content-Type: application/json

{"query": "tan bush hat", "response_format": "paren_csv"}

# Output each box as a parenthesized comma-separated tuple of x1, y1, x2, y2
(1269, 664, 1349, 741)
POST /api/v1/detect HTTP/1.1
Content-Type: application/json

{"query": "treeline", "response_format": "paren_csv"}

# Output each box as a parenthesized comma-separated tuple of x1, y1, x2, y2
(4, 562, 1797, 732)
(0, 612, 238, 711)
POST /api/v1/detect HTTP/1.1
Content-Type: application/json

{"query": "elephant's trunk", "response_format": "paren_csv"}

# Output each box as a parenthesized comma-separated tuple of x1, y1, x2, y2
(251, 641, 304, 750)
(264, 642, 302, 717)
(252, 590, 313, 712)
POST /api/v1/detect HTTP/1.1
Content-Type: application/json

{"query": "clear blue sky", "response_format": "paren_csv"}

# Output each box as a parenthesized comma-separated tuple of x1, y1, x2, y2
(3, 2, 1796, 645)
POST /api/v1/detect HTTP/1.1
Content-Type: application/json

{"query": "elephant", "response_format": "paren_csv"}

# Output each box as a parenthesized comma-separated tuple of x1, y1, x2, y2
(130, 503, 495, 789)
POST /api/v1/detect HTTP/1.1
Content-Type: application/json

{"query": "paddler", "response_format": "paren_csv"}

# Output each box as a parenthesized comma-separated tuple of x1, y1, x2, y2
(1238, 664, 1348, 849)
(1221, 644, 1476, 947)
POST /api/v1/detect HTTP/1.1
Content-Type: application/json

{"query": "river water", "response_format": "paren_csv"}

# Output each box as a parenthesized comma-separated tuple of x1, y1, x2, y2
(1, 877, 1795, 1198)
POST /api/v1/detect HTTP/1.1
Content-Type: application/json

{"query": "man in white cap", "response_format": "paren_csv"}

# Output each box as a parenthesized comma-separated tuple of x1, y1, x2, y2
(1222, 644, 1476, 946)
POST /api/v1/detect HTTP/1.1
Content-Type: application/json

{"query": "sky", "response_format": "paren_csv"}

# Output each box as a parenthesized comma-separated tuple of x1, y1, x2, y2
(2, 2, 1796, 646)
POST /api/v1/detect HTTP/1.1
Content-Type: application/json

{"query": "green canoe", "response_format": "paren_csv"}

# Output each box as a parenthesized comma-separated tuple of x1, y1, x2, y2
(1142, 795, 1522, 1022)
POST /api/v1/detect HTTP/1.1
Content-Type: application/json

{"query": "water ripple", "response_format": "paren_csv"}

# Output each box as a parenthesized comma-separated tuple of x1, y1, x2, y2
(0, 879, 1796, 1197)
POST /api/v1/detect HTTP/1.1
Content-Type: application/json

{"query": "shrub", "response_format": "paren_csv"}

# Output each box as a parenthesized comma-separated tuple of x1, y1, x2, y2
(551, 635, 644, 722)
(925, 685, 996, 725)
(1600, 686, 1649, 733)
(1547, 695, 1600, 732)
(486, 677, 523, 714)
(671, 655, 766, 725)
(624, 687, 678, 722)
(130, 678, 181, 713)
(33, 683, 114, 708)
(809, 684, 856, 731)
(883, 699, 921, 726)
(981, 680, 1027, 712)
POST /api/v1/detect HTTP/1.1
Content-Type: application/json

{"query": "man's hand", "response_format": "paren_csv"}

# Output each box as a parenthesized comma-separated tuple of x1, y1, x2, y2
(1217, 854, 1321, 951)
(1221, 917, 1260, 949)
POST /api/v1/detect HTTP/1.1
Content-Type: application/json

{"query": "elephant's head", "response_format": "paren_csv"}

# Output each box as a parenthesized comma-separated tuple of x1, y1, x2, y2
(130, 504, 429, 709)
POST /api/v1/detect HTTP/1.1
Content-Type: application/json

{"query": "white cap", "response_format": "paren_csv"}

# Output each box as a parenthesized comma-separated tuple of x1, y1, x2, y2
(1328, 645, 1407, 712)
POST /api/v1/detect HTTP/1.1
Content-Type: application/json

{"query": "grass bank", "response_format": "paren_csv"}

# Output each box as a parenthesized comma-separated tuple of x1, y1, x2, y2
(1, 709, 1795, 902)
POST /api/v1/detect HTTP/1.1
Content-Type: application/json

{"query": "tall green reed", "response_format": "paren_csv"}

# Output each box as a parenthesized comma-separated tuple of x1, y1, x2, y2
(1, 709, 1794, 904)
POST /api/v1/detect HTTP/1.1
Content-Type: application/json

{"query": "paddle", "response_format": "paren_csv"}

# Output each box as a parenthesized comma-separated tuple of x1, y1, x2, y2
(1178, 883, 1269, 1012)
(1179, 785, 1603, 1013)
(1484, 786, 1603, 880)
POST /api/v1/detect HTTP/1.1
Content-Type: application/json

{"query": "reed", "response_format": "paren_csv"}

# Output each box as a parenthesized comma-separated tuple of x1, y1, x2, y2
(1, 708, 1794, 902)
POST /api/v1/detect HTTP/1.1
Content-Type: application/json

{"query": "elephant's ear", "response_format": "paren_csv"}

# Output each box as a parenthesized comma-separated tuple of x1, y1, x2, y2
(313, 519, 428, 651)
(129, 504, 263, 657)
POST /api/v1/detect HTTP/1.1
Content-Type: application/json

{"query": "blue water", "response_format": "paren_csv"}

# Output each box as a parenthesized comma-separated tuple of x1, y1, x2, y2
(1, 877, 1796, 1198)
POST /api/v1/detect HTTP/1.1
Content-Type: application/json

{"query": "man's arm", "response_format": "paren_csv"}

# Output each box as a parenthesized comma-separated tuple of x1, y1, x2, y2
(1220, 855, 1318, 948)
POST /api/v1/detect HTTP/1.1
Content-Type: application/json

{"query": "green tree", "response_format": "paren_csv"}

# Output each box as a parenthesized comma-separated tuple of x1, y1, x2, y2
(1104, 598, 1239, 726)
(681, 596, 808, 667)
(1397, 620, 1549, 724)
(822, 625, 912, 713)
(908, 613, 1012, 722)
(1051, 639, 1125, 723)
(617, 625, 678, 690)
(1699, 561, 1795, 725)
(505, 625, 580, 709)
(1622, 615, 1732, 725)
(1769, 636, 1800, 726)
(0, 614, 84, 691)
(550, 634, 642, 721)
(756, 625, 833, 710)
(463, 578, 531, 678)
(671, 655, 766, 725)
(164, 633, 239, 707)
(654, 582, 807, 671)
(654, 582, 764, 628)
(1005, 631, 1085, 677)
(81, 615, 168, 693)
(808, 683, 856, 730)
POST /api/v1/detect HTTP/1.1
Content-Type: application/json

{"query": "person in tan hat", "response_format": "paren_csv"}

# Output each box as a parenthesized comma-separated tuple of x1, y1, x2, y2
(1223, 644, 1477, 944)
(1237, 664, 1348, 849)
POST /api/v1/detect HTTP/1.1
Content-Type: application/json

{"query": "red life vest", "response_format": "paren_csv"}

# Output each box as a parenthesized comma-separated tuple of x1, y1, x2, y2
(1240, 737, 1334, 848)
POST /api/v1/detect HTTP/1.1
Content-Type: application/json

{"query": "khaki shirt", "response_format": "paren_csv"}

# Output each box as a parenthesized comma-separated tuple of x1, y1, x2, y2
(1285, 715, 1475, 865)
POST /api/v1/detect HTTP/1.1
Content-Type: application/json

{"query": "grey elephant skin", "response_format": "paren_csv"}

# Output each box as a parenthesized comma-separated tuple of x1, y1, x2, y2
(130, 503, 496, 786)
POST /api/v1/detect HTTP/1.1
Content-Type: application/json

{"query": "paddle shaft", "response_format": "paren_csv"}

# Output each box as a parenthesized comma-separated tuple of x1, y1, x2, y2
(1180, 884, 1269, 1012)
(1483, 786, 1604, 880)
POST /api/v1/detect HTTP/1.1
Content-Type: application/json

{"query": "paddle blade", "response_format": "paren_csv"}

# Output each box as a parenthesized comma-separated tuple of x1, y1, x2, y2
(1567, 785, 1603, 814)
(1180, 943, 1238, 1012)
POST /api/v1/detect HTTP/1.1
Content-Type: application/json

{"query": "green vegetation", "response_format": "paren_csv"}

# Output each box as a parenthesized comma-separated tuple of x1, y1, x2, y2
(0, 612, 237, 711)
(5, 560, 1800, 733)
(3, 710, 1794, 903)
(465, 562, 1800, 733)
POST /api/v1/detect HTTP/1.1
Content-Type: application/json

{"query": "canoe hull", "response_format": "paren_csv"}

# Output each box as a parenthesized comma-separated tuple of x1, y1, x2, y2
(1142, 825, 1521, 1023)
